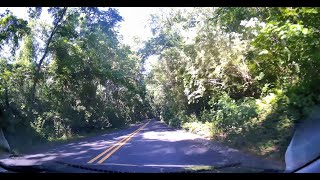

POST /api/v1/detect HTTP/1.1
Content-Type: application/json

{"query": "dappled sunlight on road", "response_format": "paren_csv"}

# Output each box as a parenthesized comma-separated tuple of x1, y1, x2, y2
(98, 120, 230, 168)
(141, 130, 202, 142)
(184, 145, 208, 155)
(145, 146, 177, 154)
(1, 153, 58, 166)
(0, 125, 145, 167)
(141, 121, 205, 142)
(0, 120, 278, 172)
(0, 149, 91, 166)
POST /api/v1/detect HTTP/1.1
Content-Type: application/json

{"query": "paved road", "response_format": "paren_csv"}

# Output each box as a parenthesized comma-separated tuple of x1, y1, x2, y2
(0, 119, 283, 173)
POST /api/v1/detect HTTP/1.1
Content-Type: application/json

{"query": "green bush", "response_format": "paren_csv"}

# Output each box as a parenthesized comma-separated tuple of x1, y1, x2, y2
(168, 117, 181, 128)
(199, 109, 213, 123)
(181, 120, 213, 137)
(208, 94, 258, 134)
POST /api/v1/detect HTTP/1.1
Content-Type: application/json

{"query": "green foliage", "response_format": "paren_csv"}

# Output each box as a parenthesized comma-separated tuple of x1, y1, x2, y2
(0, 10, 30, 55)
(143, 7, 320, 161)
(2, 7, 320, 162)
(0, 8, 152, 149)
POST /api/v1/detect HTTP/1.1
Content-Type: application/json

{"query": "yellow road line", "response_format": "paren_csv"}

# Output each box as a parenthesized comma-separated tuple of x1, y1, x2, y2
(87, 123, 146, 164)
(97, 121, 149, 164)
(87, 121, 148, 164)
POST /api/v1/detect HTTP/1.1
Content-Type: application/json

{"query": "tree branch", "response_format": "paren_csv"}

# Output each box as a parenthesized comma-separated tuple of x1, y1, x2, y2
(30, 7, 67, 103)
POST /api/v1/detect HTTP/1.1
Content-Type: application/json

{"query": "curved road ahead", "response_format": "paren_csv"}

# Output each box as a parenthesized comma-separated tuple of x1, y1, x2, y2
(0, 119, 283, 173)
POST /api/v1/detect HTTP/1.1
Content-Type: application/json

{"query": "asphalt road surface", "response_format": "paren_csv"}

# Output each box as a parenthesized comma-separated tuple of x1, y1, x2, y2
(0, 119, 284, 173)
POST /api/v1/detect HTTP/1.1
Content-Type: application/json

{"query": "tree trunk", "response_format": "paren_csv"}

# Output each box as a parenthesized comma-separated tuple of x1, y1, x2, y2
(0, 128, 10, 153)
(29, 7, 67, 104)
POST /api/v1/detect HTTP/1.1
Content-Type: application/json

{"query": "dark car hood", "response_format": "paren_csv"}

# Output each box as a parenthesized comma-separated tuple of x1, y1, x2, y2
(0, 158, 281, 173)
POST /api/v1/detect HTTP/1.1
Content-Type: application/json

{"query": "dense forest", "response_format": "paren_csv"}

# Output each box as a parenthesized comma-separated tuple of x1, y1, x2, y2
(142, 7, 320, 161)
(1, 7, 320, 163)
(0, 7, 152, 151)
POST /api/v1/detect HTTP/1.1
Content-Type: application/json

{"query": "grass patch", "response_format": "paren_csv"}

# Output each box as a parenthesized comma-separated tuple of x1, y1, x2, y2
(176, 92, 299, 165)
(181, 121, 213, 138)
(179, 119, 288, 162)
(180, 118, 288, 165)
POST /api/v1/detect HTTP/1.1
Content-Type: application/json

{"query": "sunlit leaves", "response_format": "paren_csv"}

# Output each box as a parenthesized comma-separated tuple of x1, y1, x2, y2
(252, 9, 320, 88)
(0, 10, 30, 55)
(143, 7, 320, 137)
(27, 7, 42, 19)
(0, 7, 151, 140)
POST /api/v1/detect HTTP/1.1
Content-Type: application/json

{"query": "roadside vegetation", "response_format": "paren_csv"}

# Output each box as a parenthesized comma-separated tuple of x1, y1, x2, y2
(142, 7, 320, 162)
(1, 7, 320, 164)
(0, 8, 152, 153)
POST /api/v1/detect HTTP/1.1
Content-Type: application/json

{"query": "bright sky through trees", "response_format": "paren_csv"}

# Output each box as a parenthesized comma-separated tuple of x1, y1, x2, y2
(0, 7, 199, 74)
(0, 7, 158, 72)
(0, 7, 154, 47)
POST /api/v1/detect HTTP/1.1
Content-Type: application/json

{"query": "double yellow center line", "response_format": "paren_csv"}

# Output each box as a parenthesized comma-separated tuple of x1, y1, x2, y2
(88, 121, 149, 164)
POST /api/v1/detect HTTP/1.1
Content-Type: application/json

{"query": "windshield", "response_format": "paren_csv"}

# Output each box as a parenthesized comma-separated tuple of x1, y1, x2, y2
(0, 7, 319, 173)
